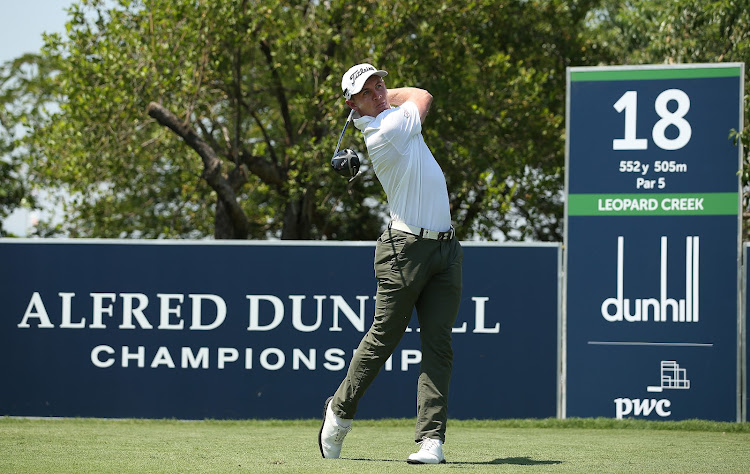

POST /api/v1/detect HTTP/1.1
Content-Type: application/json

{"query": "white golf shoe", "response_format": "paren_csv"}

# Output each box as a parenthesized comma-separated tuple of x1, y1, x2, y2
(407, 437, 446, 464)
(318, 396, 352, 459)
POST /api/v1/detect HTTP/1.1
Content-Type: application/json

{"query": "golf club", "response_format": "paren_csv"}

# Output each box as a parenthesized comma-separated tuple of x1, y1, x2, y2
(331, 109, 362, 183)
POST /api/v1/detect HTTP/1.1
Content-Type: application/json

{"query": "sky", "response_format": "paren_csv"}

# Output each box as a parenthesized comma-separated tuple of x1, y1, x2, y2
(0, 1, 72, 63)
(2, 1, 74, 236)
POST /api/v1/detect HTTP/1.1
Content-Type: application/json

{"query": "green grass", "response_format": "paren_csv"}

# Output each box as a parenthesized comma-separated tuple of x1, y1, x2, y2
(2, 417, 749, 473)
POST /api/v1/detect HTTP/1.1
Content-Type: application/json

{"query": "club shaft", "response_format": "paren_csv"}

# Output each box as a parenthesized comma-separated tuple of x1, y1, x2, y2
(332, 109, 355, 158)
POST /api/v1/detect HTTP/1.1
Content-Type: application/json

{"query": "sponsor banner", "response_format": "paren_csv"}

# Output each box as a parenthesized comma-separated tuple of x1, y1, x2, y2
(564, 64, 744, 421)
(0, 239, 560, 420)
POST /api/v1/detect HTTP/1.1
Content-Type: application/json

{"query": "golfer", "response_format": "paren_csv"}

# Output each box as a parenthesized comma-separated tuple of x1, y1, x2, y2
(319, 63, 463, 464)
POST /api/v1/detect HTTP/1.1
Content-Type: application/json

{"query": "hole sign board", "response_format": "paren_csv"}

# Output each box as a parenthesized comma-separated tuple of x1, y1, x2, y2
(564, 64, 744, 421)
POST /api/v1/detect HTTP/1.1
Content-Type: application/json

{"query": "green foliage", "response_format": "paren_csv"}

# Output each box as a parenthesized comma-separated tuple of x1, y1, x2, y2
(5, 0, 748, 240)
(0, 53, 56, 235)
(15, 0, 600, 240)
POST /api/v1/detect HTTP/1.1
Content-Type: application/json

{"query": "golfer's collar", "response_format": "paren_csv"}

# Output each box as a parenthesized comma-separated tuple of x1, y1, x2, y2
(353, 113, 373, 130)
(353, 105, 397, 130)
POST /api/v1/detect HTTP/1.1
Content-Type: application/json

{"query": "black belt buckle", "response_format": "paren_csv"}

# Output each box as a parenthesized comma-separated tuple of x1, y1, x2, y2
(438, 227, 454, 240)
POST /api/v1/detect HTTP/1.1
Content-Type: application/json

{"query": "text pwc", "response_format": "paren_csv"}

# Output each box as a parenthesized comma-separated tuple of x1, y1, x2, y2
(614, 398, 672, 419)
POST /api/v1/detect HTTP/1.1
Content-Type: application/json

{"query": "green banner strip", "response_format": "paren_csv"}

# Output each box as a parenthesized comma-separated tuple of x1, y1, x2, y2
(570, 66, 741, 82)
(568, 192, 738, 216)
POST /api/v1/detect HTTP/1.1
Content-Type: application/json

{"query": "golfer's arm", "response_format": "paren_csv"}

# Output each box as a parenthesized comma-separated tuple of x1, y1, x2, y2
(388, 87, 433, 123)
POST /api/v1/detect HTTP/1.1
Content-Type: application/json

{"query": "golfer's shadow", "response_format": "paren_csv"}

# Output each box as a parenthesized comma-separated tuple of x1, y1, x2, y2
(346, 456, 562, 465)
(458, 457, 563, 466)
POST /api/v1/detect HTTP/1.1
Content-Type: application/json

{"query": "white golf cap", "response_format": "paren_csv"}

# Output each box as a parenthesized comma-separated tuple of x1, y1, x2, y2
(341, 63, 387, 99)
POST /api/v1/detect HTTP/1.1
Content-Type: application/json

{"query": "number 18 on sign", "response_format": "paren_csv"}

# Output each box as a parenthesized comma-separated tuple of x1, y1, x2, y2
(564, 64, 744, 421)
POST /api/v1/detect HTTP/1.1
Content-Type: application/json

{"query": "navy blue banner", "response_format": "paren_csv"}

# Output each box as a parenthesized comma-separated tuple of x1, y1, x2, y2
(566, 218, 737, 420)
(565, 64, 743, 422)
(568, 76, 740, 194)
(563, 63, 744, 421)
(745, 244, 749, 422)
(0, 240, 560, 420)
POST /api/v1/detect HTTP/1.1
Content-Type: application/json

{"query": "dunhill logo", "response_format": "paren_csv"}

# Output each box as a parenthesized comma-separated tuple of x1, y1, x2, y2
(601, 236, 699, 323)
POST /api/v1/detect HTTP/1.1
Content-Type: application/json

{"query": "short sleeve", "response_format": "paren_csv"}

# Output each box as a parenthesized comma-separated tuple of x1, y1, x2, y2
(376, 101, 422, 151)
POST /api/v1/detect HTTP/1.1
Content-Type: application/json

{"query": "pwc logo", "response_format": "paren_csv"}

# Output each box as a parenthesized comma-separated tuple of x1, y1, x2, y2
(614, 360, 691, 419)
(614, 398, 671, 419)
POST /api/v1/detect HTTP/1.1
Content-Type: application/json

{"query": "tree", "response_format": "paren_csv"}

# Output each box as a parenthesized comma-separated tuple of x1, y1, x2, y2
(0, 53, 60, 236)
(0, 89, 27, 237)
(22, 0, 602, 240)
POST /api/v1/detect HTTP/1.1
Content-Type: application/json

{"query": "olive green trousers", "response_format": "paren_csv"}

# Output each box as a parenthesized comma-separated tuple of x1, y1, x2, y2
(331, 227, 463, 443)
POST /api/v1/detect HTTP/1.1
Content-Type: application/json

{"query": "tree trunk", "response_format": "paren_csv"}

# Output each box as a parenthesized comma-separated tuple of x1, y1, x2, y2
(280, 189, 315, 240)
(215, 199, 236, 239)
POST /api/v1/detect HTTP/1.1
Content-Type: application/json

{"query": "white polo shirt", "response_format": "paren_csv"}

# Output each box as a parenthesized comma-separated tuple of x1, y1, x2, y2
(353, 101, 451, 232)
